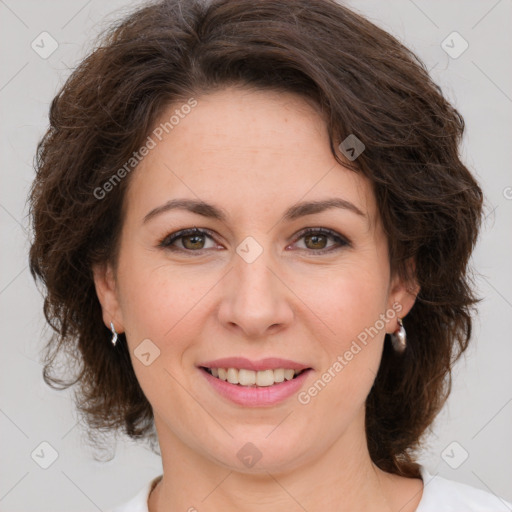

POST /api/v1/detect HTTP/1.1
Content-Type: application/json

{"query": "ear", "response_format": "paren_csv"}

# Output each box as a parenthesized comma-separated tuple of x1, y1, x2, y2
(386, 258, 420, 333)
(92, 262, 124, 333)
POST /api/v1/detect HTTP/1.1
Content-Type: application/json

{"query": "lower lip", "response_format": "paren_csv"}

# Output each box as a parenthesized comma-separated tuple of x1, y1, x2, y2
(199, 367, 312, 407)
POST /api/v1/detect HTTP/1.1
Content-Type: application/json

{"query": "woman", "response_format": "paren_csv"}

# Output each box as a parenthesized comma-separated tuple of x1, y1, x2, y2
(28, 0, 511, 511)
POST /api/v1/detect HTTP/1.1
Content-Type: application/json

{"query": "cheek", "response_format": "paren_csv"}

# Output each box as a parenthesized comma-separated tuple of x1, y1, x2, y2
(115, 256, 208, 414)
(117, 248, 206, 342)
(303, 258, 390, 346)
(298, 260, 389, 404)
(115, 251, 224, 407)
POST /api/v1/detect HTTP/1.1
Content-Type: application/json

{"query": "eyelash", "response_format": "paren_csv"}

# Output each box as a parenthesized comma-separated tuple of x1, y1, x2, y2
(157, 227, 351, 255)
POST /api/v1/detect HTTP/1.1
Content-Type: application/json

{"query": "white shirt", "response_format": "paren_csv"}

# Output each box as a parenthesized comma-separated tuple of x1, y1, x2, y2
(108, 465, 512, 511)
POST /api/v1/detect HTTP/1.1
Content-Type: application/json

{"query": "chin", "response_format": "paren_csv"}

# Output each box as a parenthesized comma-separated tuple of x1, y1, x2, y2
(202, 432, 310, 474)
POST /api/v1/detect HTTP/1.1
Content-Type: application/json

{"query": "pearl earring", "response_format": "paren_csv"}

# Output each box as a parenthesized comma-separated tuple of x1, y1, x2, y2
(390, 317, 406, 353)
(110, 321, 118, 347)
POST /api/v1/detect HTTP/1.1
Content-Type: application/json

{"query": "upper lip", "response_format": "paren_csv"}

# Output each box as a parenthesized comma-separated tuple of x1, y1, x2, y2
(198, 357, 312, 372)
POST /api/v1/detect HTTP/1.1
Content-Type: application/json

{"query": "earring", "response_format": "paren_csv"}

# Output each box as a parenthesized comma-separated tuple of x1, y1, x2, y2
(110, 321, 118, 347)
(390, 317, 406, 353)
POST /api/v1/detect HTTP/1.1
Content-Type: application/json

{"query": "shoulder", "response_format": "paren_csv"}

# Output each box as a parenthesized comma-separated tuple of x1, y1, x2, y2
(417, 465, 512, 512)
(107, 475, 162, 512)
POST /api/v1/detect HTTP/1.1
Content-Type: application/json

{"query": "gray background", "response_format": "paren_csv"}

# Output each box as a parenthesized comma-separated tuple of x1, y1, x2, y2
(1, 0, 511, 510)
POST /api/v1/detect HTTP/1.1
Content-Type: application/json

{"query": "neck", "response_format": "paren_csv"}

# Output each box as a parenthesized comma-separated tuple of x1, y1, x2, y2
(148, 412, 421, 512)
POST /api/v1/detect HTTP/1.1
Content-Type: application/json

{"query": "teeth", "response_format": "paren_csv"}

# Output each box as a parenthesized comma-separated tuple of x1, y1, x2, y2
(238, 369, 256, 386)
(274, 368, 285, 383)
(256, 369, 274, 387)
(284, 369, 295, 381)
(207, 367, 305, 387)
(226, 368, 239, 385)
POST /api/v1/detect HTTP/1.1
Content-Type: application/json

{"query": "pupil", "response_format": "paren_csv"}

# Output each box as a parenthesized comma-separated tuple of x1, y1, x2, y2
(306, 234, 326, 249)
(184, 235, 203, 249)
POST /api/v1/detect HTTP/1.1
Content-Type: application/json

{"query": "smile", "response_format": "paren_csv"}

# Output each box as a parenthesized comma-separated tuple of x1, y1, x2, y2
(202, 367, 307, 387)
(199, 366, 313, 407)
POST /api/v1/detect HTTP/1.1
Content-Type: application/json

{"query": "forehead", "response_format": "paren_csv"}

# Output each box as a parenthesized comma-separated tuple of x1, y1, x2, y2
(124, 86, 376, 228)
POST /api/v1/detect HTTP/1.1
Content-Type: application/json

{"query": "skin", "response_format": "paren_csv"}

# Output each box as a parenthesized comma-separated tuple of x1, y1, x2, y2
(94, 86, 422, 512)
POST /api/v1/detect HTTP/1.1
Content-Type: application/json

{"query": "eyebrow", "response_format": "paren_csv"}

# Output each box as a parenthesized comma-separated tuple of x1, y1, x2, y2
(142, 197, 366, 225)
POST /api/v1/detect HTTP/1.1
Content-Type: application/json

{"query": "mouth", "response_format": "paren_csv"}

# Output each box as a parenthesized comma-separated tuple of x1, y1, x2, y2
(197, 357, 313, 406)
(200, 366, 309, 388)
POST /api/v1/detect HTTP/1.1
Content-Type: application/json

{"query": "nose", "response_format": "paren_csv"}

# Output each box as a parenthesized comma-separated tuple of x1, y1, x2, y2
(217, 245, 294, 339)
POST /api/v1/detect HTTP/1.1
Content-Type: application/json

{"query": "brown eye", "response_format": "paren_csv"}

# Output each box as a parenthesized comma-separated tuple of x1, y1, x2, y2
(181, 233, 206, 250)
(159, 228, 216, 252)
(304, 233, 329, 250)
(294, 228, 350, 253)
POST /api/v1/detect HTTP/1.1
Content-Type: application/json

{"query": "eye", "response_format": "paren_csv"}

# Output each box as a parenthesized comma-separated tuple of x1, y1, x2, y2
(158, 227, 350, 255)
(158, 227, 217, 252)
(291, 227, 350, 253)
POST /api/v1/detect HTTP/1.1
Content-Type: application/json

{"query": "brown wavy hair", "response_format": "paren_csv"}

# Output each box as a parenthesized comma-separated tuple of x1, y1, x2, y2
(28, 0, 483, 475)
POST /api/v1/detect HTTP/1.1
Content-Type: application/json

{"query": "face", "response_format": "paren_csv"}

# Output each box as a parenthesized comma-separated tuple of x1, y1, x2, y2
(94, 86, 415, 474)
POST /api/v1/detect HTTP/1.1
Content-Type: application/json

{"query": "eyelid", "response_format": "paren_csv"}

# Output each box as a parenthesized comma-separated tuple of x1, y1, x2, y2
(158, 226, 351, 253)
(290, 227, 351, 251)
(158, 227, 217, 249)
